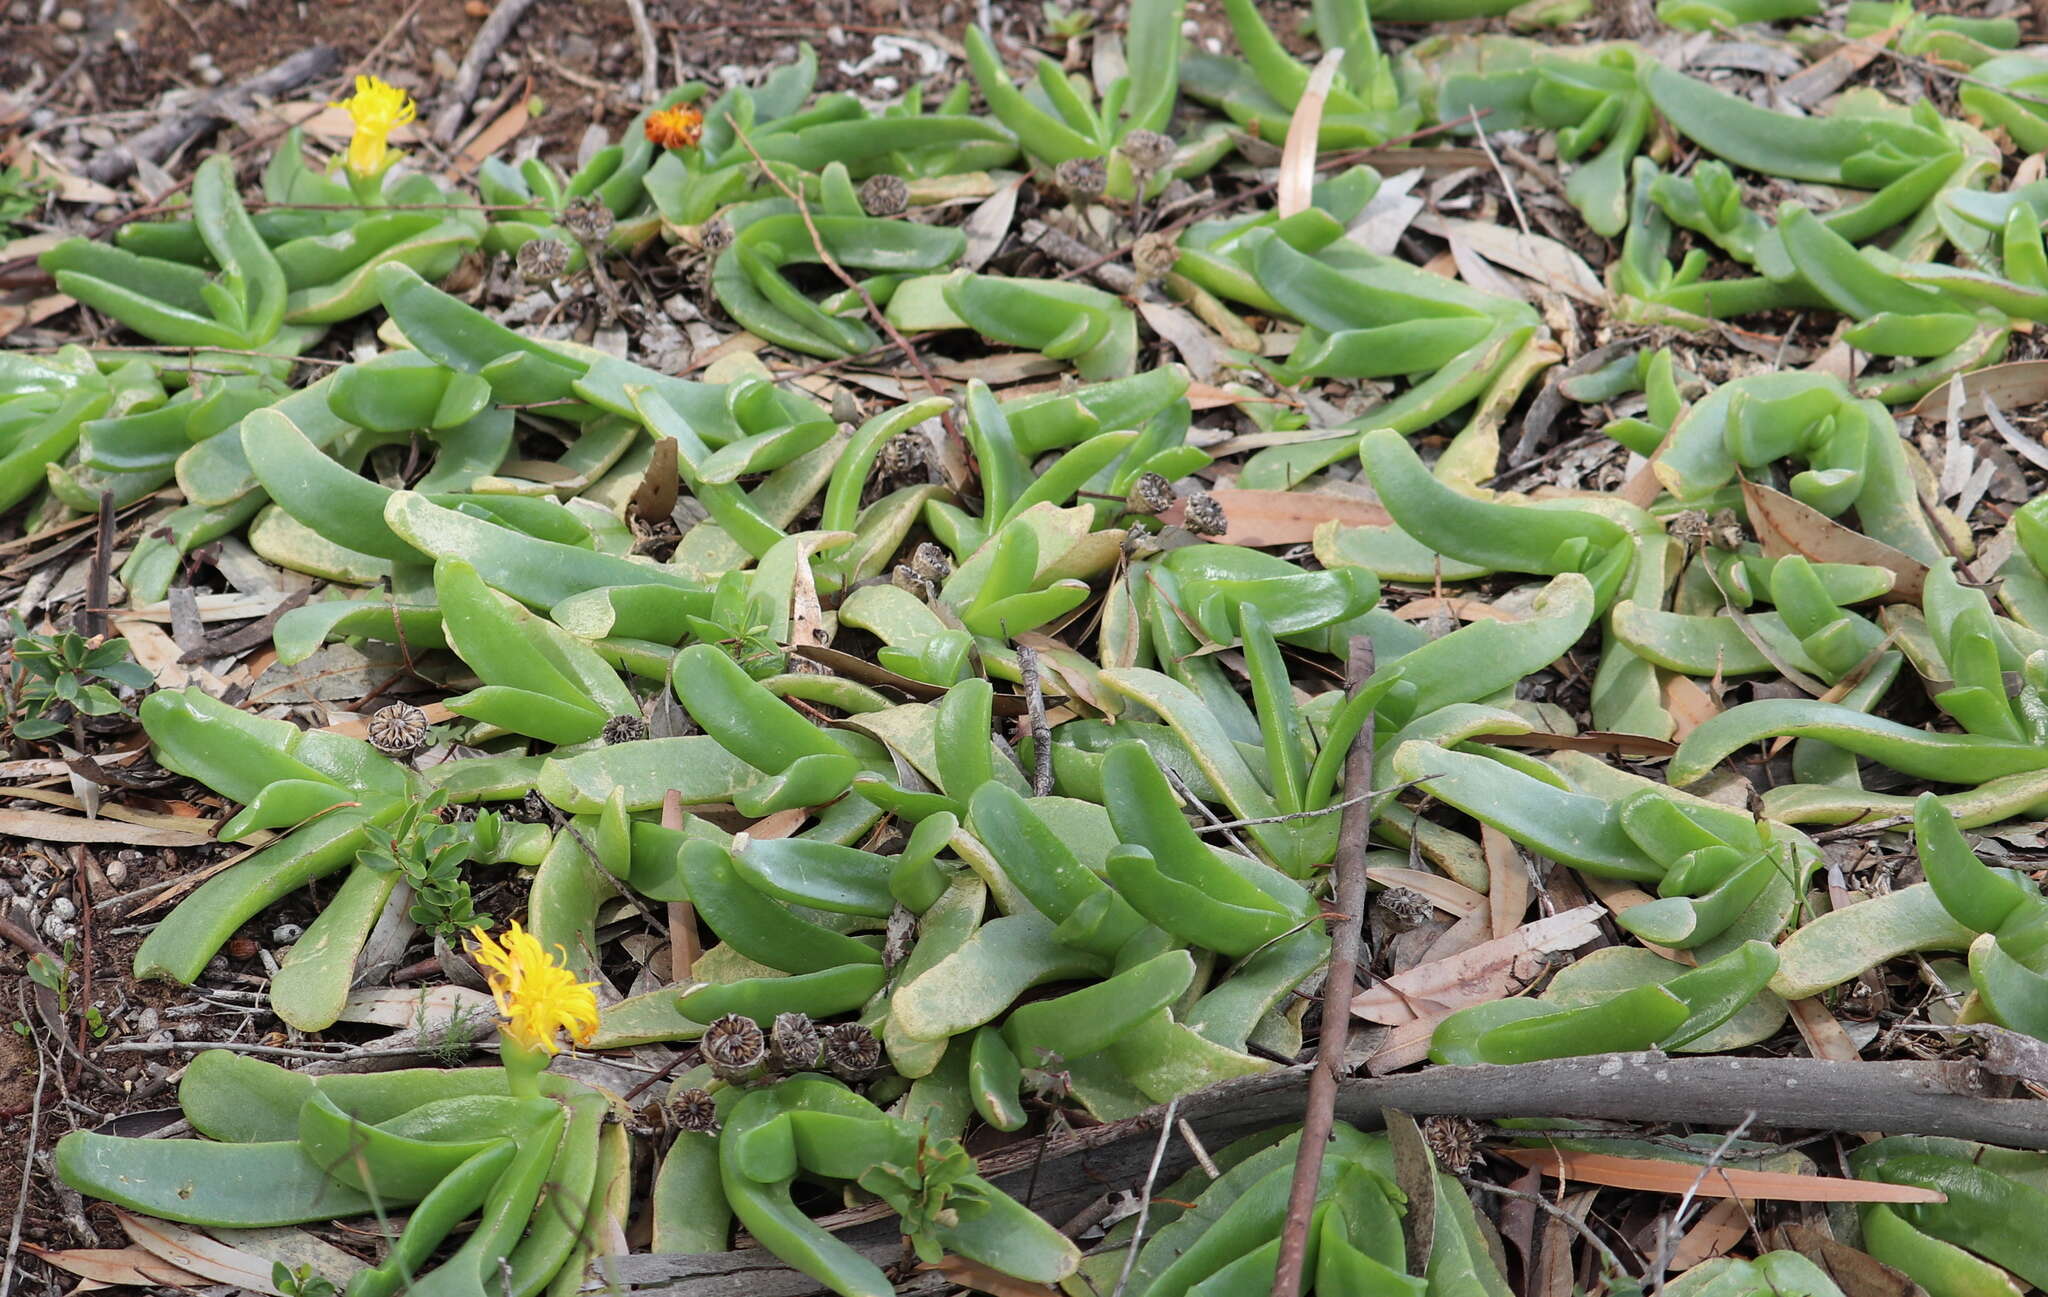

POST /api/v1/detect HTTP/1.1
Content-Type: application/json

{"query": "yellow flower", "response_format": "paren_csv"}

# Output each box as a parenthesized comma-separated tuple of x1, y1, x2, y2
(331, 75, 416, 177)
(645, 105, 704, 150)
(468, 921, 600, 1056)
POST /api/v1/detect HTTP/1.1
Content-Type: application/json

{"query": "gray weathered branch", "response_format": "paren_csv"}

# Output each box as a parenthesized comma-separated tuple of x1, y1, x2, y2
(85, 46, 343, 184)
(602, 1053, 2048, 1295)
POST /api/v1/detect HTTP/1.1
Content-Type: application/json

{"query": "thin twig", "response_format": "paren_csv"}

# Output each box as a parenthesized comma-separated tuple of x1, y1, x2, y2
(69, 845, 96, 1087)
(1271, 637, 1376, 1297)
(82, 490, 114, 641)
(430, 0, 542, 141)
(1461, 1176, 1632, 1281)
(722, 115, 960, 443)
(1017, 642, 1054, 796)
(1471, 115, 1530, 237)
(622, 0, 661, 100)
(1110, 1094, 1180, 1297)
(1651, 1113, 1757, 1291)
(98, 1038, 462, 1060)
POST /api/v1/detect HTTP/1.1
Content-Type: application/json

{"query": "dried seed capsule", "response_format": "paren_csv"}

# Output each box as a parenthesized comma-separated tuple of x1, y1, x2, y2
(821, 1021, 882, 1082)
(1132, 230, 1179, 284)
(515, 237, 570, 284)
(1373, 886, 1432, 933)
(892, 564, 934, 599)
(1710, 507, 1745, 550)
(669, 1086, 720, 1134)
(1125, 471, 1174, 516)
(701, 1013, 769, 1084)
(1181, 489, 1228, 537)
(858, 173, 910, 217)
(366, 702, 430, 757)
(1422, 1114, 1483, 1173)
(908, 540, 952, 585)
(768, 1012, 823, 1072)
(1055, 155, 1107, 199)
(877, 432, 928, 482)
(561, 197, 615, 243)
(1118, 129, 1175, 176)
(1668, 508, 1711, 558)
(697, 218, 734, 255)
(601, 714, 648, 745)
(884, 905, 917, 970)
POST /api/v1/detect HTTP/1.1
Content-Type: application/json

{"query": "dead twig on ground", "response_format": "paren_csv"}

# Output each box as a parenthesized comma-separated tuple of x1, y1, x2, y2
(84, 46, 343, 185)
(430, 0, 543, 142)
(1271, 637, 1375, 1297)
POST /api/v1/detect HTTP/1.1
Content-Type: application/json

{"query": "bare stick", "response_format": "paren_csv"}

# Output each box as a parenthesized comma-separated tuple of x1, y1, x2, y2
(622, 0, 661, 101)
(1017, 642, 1054, 796)
(1462, 1176, 1631, 1280)
(1271, 636, 1376, 1297)
(430, 0, 542, 142)
(1110, 1094, 1180, 1297)
(85, 45, 343, 184)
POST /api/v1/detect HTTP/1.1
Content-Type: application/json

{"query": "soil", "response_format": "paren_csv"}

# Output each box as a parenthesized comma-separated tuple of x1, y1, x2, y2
(4, 0, 1035, 180)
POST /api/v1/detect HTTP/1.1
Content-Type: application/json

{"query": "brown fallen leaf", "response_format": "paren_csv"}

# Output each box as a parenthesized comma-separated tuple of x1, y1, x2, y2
(1788, 995, 1864, 1063)
(1497, 1149, 1946, 1203)
(1742, 478, 1927, 603)
(922, 1255, 1063, 1297)
(23, 1244, 206, 1287)
(1538, 1189, 1600, 1297)
(1482, 826, 1531, 942)
(1763, 1224, 1925, 1297)
(120, 1211, 291, 1294)
(1666, 1196, 1753, 1270)
(1436, 218, 1607, 307)
(1907, 358, 2048, 422)
(1364, 866, 1487, 919)
(1157, 488, 1390, 546)
(0, 290, 73, 342)
(0, 806, 216, 848)
(1663, 675, 1720, 742)
(1778, 25, 1900, 107)
(1393, 596, 1519, 624)
(452, 78, 533, 176)
(1349, 903, 1604, 1025)
(630, 435, 680, 524)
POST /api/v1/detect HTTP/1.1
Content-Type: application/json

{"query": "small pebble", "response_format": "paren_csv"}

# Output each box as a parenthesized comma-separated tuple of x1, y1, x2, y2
(41, 916, 75, 943)
(272, 923, 304, 944)
(55, 8, 84, 31)
(201, 66, 223, 85)
(48, 896, 76, 922)
(134, 1007, 158, 1033)
(50, 33, 75, 53)
(104, 860, 128, 888)
(185, 51, 212, 70)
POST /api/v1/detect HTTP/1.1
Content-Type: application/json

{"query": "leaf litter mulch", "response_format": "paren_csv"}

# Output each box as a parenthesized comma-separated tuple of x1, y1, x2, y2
(8, 0, 2048, 1295)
